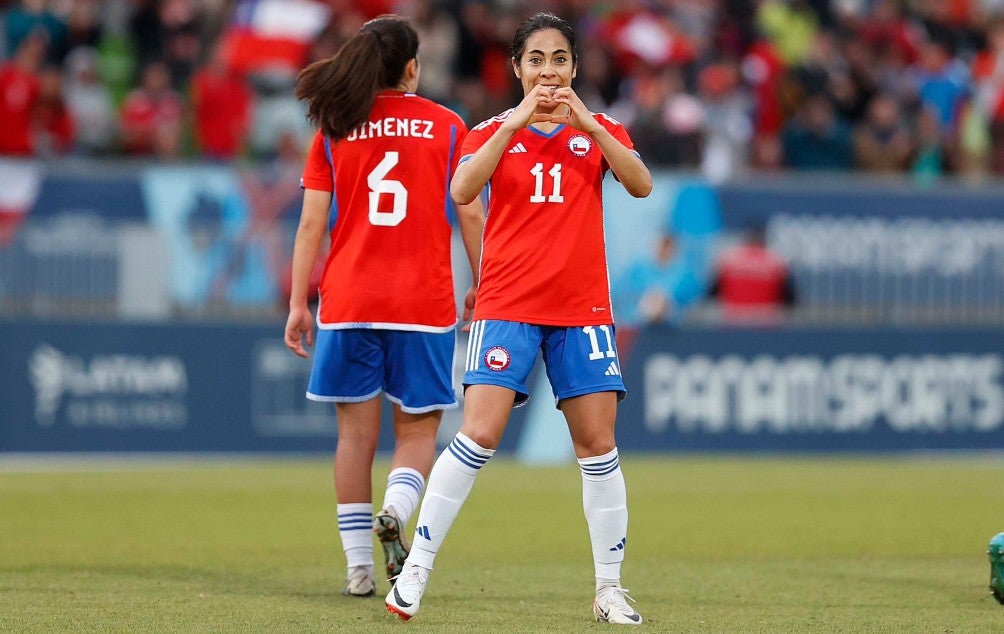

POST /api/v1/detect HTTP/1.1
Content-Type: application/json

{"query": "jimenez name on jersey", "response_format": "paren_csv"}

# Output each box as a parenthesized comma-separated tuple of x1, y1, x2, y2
(344, 117, 437, 142)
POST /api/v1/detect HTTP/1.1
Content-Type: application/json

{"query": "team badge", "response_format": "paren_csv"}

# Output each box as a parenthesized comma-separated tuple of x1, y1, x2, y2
(568, 135, 592, 157)
(484, 346, 511, 372)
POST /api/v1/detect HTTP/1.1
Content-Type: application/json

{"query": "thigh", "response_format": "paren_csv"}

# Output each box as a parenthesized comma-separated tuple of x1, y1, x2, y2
(542, 324, 627, 405)
(463, 320, 542, 407)
(383, 329, 458, 413)
(307, 328, 383, 402)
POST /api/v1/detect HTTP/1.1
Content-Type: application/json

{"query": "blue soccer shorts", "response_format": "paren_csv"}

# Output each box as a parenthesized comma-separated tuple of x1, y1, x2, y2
(307, 328, 458, 413)
(463, 319, 626, 407)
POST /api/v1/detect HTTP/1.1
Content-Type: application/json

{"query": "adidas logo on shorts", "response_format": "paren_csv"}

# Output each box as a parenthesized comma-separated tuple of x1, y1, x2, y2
(604, 362, 620, 376)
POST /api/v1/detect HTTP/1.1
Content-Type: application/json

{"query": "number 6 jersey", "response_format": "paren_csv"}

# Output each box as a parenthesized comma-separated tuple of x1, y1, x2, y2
(459, 110, 637, 327)
(301, 91, 468, 332)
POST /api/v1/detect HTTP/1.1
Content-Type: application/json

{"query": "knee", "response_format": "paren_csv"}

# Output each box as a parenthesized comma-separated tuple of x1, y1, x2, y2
(573, 437, 616, 458)
(458, 426, 502, 451)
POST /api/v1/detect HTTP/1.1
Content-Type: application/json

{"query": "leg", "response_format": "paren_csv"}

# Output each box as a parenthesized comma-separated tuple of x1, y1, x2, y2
(333, 399, 381, 597)
(385, 385, 514, 620)
(563, 392, 642, 625)
(374, 406, 442, 581)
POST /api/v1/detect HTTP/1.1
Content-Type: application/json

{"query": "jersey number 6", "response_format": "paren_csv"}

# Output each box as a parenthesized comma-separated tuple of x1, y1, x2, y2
(368, 151, 407, 226)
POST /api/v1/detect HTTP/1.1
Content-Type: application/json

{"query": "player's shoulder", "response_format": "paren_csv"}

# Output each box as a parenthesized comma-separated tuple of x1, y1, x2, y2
(591, 111, 625, 129)
(471, 108, 517, 133)
(407, 94, 466, 126)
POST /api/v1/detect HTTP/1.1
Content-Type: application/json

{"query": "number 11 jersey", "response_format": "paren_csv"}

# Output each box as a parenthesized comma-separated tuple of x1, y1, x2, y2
(301, 91, 468, 332)
(459, 111, 637, 327)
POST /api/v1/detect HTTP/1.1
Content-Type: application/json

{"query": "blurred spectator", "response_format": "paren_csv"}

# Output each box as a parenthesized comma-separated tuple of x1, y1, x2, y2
(615, 66, 703, 168)
(63, 46, 115, 155)
(910, 37, 970, 135)
(119, 61, 184, 157)
(614, 232, 704, 327)
(34, 64, 73, 155)
(709, 222, 795, 324)
(64, 0, 103, 53)
(912, 104, 947, 182)
(0, 29, 45, 155)
(191, 47, 253, 160)
(404, 0, 458, 104)
(782, 93, 854, 170)
(755, 0, 819, 65)
(4, 0, 67, 63)
(853, 92, 914, 172)
(698, 61, 752, 183)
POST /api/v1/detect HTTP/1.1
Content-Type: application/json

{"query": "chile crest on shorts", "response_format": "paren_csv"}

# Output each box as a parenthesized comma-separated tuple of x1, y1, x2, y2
(484, 346, 511, 371)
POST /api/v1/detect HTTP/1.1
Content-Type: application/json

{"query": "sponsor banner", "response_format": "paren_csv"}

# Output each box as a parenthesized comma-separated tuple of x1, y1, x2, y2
(617, 325, 1004, 452)
(0, 320, 529, 453)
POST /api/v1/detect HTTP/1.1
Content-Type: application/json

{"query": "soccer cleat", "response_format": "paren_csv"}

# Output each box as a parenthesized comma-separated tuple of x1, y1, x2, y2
(593, 585, 643, 625)
(341, 565, 376, 597)
(373, 508, 411, 582)
(385, 563, 429, 620)
(990, 532, 1004, 605)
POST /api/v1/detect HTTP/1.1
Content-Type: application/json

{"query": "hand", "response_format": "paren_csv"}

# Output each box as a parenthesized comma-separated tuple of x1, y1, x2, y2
(460, 285, 477, 333)
(537, 86, 602, 134)
(284, 306, 315, 358)
(506, 85, 569, 131)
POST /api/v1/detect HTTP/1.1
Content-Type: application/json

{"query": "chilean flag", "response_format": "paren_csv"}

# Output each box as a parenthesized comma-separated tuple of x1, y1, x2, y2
(221, 0, 331, 75)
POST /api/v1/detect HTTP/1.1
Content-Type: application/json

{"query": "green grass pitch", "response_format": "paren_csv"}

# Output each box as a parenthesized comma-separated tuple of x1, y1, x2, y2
(1, 455, 1002, 632)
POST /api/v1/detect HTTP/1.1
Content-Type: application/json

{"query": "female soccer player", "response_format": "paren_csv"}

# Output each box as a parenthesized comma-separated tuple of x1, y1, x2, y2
(385, 12, 652, 625)
(284, 15, 484, 598)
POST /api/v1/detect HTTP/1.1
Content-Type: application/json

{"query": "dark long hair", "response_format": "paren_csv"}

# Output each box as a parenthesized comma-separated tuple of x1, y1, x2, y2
(295, 15, 419, 140)
(510, 13, 578, 66)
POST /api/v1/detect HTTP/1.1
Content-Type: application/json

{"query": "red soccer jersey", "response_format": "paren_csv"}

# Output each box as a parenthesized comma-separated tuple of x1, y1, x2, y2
(461, 111, 635, 326)
(301, 91, 467, 331)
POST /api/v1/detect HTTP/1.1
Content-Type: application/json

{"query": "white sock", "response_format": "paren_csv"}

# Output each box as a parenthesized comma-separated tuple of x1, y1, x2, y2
(579, 448, 628, 584)
(382, 467, 425, 525)
(407, 432, 494, 569)
(337, 502, 373, 568)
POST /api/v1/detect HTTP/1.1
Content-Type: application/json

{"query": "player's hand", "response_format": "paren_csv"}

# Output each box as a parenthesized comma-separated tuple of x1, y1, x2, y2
(284, 306, 315, 358)
(460, 285, 477, 333)
(545, 87, 601, 134)
(506, 85, 561, 130)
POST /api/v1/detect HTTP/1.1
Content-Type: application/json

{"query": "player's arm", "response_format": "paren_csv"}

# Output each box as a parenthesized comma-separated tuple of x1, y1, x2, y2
(284, 188, 330, 357)
(551, 87, 653, 198)
(456, 195, 485, 325)
(590, 124, 653, 198)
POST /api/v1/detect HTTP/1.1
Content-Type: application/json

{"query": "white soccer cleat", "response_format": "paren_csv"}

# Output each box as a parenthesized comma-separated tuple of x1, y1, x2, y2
(373, 508, 410, 581)
(384, 563, 429, 620)
(341, 565, 376, 597)
(593, 585, 643, 625)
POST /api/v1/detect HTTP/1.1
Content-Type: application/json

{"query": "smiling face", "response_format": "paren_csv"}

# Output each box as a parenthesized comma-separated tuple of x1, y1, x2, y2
(512, 28, 577, 99)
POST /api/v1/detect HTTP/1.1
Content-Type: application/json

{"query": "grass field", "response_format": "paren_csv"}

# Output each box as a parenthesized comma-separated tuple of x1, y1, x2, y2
(1, 454, 1002, 632)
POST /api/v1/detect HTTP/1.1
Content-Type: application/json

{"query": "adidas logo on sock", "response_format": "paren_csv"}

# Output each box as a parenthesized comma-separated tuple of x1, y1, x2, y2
(609, 537, 626, 552)
(507, 142, 527, 154)
(417, 525, 431, 540)
(604, 361, 620, 376)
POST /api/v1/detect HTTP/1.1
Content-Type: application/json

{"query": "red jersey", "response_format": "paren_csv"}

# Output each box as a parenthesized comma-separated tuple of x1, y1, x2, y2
(462, 111, 635, 326)
(301, 91, 467, 332)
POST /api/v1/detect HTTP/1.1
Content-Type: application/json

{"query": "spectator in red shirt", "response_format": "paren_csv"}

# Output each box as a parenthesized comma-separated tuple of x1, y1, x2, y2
(0, 30, 45, 155)
(119, 61, 184, 157)
(34, 65, 74, 155)
(191, 48, 253, 160)
(710, 221, 796, 324)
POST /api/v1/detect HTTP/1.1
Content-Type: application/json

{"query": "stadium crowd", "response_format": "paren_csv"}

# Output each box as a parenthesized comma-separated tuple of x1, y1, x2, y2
(3, 0, 1004, 182)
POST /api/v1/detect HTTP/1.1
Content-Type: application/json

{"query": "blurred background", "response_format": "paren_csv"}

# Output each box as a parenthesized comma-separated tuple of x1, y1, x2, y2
(0, 0, 1002, 458)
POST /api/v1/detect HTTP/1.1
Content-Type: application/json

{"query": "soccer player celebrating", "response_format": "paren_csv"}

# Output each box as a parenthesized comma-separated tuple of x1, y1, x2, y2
(284, 15, 484, 598)
(385, 12, 652, 625)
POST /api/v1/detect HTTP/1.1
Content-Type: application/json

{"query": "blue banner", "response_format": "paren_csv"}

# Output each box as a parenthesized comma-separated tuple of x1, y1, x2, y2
(615, 325, 1004, 452)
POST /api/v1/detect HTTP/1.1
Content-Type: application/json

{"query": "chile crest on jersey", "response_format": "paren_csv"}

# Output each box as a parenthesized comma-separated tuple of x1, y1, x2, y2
(567, 134, 592, 157)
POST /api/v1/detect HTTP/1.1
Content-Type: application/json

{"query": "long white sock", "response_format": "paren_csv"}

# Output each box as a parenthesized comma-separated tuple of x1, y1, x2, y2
(337, 502, 374, 568)
(406, 432, 494, 570)
(382, 467, 425, 524)
(579, 448, 628, 585)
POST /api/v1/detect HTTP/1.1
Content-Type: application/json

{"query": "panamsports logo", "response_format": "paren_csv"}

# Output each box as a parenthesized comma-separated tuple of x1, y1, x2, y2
(484, 346, 511, 371)
(568, 135, 592, 157)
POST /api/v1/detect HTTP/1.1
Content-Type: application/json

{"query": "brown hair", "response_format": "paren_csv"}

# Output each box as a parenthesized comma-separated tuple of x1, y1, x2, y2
(295, 15, 419, 140)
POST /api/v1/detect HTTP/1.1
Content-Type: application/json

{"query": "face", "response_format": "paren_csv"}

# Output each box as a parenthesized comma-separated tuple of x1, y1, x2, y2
(512, 28, 576, 99)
